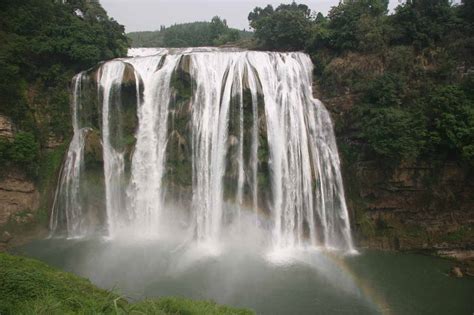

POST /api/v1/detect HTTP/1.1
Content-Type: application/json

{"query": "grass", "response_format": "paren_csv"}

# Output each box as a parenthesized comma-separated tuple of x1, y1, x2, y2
(0, 252, 254, 315)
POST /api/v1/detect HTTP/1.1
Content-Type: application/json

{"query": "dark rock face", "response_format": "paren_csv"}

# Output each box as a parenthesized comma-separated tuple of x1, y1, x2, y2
(322, 92, 474, 256)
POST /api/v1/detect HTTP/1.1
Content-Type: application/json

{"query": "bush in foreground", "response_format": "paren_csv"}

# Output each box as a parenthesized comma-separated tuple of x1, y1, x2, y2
(0, 253, 253, 315)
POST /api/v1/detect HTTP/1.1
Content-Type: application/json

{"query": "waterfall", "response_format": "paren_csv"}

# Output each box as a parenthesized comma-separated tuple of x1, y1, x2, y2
(50, 73, 88, 237)
(51, 48, 355, 252)
(126, 54, 181, 237)
(98, 61, 126, 238)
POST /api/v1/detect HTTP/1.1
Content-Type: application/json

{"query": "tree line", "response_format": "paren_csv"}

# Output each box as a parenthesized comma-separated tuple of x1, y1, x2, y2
(128, 17, 252, 48)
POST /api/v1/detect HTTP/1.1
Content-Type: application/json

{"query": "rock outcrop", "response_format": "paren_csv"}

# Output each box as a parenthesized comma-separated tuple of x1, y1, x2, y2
(0, 115, 14, 140)
(0, 115, 41, 230)
(0, 171, 40, 226)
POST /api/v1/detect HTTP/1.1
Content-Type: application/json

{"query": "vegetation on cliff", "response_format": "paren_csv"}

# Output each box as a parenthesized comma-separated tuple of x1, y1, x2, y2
(0, 252, 254, 314)
(0, 0, 129, 177)
(128, 17, 252, 48)
(248, 0, 474, 166)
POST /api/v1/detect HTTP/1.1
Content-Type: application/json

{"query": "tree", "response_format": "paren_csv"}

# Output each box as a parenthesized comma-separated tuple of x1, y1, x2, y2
(8, 132, 38, 165)
(425, 85, 474, 163)
(160, 18, 240, 47)
(0, 0, 129, 176)
(327, 0, 389, 51)
(248, 2, 314, 50)
(359, 107, 425, 162)
(391, 0, 457, 49)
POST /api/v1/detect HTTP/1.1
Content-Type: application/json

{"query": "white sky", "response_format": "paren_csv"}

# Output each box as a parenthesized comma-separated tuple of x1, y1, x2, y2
(99, 0, 406, 33)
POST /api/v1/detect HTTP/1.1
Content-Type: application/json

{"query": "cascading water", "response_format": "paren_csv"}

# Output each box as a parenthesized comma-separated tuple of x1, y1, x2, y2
(98, 61, 127, 238)
(50, 73, 88, 238)
(126, 53, 181, 237)
(51, 48, 354, 252)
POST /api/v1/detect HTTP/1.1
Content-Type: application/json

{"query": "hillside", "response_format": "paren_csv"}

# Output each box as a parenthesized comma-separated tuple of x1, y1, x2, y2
(128, 18, 253, 47)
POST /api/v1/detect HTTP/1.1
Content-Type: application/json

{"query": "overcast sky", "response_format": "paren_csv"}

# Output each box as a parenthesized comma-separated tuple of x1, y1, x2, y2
(101, 0, 408, 33)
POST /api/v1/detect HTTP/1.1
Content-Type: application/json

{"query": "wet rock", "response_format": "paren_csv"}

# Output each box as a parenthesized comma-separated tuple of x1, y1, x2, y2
(1, 231, 12, 243)
(451, 266, 463, 278)
(84, 130, 103, 163)
(122, 63, 137, 87)
(228, 135, 239, 146)
(0, 115, 14, 140)
(46, 133, 64, 149)
(346, 158, 474, 253)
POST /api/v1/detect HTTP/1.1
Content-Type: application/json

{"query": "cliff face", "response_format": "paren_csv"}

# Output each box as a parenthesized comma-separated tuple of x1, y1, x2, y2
(0, 172, 40, 226)
(0, 116, 39, 227)
(322, 94, 474, 260)
(0, 115, 55, 250)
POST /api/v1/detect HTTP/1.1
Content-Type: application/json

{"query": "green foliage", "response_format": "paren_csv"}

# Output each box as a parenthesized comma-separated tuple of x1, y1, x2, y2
(0, 139, 10, 165)
(132, 297, 253, 315)
(0, 132, 39, 174)
(128, 18, 247, 48)
(247, 0, 474, 167)
(248, 3, 313, 50)
(362, 74, 405, 108)
(127, 30, 166, 47)
(163, 22, 215, 47)
(0, 0, 128, 75)
(0, 252, 125, 314)
(8, 132, 39, 165)
(425, 85, 474, 164)
(442, 225, 474, 242)
(327, 0, 389, 51)
(0, 253, 254, 315)
(359, 107, 425, 162)
(0, 0, 129, 179)
(37, 144, 67, 220)
(391, 0, 458, 49)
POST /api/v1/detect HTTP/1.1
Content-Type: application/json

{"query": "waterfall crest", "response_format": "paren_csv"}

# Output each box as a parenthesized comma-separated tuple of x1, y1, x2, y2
(51, 48, 354, 252)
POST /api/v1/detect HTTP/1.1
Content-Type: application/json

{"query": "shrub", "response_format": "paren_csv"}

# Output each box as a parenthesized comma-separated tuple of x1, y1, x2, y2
(425, 85, 474, 164)
(8, 132, 39, 165)
(359, 106, 425, 162)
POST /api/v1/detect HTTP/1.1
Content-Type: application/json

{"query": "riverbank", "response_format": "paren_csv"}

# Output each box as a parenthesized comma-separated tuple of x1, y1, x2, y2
(0, 252, 253, 314)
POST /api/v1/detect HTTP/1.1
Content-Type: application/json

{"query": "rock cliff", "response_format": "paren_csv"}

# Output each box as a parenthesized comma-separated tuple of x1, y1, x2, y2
(322, 93, 474, 265)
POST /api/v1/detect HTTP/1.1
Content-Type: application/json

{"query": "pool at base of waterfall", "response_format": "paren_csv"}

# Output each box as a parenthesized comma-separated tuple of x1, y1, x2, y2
(15, 238, 474, 315)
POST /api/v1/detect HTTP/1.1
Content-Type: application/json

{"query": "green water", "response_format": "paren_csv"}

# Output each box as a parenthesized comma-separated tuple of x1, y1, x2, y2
(15, 239, 474, 315)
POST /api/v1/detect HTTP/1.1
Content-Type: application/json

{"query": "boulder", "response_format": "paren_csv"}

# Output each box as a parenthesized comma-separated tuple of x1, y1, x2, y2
(84, 130, 103, 164)
(451, 266, 463, 278)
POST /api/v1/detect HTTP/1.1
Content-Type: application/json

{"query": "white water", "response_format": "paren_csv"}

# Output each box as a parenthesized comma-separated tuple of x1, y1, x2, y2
(98, 61, 126, 238)
(52, 48, 354, 253)
(126, 54, 181, 237)
(50, 73, 88, 237)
